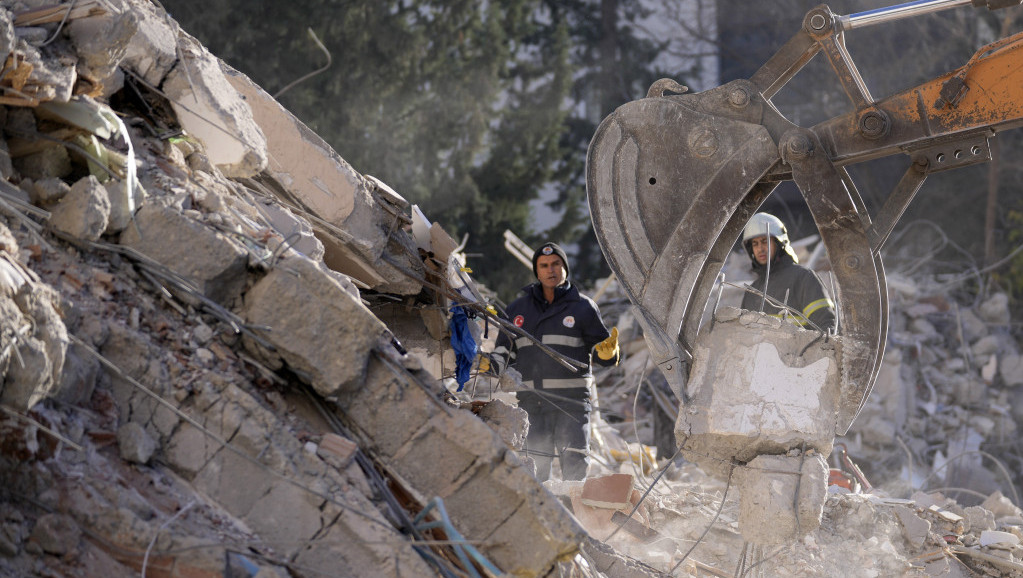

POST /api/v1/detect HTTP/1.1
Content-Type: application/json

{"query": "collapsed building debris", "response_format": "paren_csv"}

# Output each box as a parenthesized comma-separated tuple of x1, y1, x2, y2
(0, 0, 1020, 577)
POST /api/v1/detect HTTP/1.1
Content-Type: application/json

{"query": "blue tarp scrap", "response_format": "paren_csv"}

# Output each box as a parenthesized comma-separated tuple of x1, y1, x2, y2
(448, 306, 478, 391)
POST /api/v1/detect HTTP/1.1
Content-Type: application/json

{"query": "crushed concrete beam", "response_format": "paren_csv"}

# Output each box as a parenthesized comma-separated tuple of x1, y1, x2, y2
(241, 253, 390, 397)
(119, 202, 249, 306)
(163, 37, 267, 178)
(337, 353, 585, 576)
(224, 67, 425, 295)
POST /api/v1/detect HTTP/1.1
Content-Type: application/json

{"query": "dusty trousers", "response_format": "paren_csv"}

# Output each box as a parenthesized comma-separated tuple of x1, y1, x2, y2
(517, 388, 591, 481)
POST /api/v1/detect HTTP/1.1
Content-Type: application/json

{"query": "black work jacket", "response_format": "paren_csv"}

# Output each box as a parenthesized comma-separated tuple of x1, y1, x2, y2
(493, 282, 613, 390)
(740, 254, 836, 331)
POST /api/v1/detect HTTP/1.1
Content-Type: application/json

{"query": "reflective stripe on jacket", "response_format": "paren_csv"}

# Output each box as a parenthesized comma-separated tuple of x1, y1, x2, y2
(493, 282, 613, 390)
(740, 254, 836, 331)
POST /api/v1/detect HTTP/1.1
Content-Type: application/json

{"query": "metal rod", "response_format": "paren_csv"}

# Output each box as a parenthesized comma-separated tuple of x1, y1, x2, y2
(840, 0, 972, 31)
(759, 222, 771, 313)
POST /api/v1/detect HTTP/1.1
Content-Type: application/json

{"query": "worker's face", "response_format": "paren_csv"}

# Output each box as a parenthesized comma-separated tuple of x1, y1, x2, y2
(536, 254, 567, 291)
(750, 236, 778, 265)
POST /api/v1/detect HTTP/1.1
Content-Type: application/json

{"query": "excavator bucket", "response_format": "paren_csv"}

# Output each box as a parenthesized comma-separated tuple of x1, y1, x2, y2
(587, 0, 1023, 542)
(586, 81, 885, 435)
(588, 1, 1023, 436)
(586, 82, 781, 402)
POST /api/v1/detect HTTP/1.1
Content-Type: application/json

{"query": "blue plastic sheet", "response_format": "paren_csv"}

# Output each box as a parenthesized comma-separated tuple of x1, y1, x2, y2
(448, 306, 478, 391)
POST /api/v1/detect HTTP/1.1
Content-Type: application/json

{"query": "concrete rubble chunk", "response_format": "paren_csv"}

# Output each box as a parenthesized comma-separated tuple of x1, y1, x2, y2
(242, 254, 389, 397)
(979, 529, 1020, 548)
(0, 237, 68, 410)
(893, 504, 931, 548)
(999, 351, 1023, 386)
(677, 308, 842, 476)
(13, 142, 72, 180)
(116, 421, 156, 464)
(162, 37, 267, 178)
(66, 4, 139, 97)
(981, 491, 1023, 519)
(28, 513, 80, 556)
(48, 175, 110, 241)
(338, 355, 584, 576)
(119, 202, 249, 306)
(979, 292, 1010, 324)
(736, 452, 828, 545)
(475, 398, 528, 450)
(27, 177, 70, 205)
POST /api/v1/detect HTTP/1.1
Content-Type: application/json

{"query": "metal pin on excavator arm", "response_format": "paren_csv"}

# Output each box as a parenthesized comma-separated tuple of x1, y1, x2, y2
(586, 0, 1023, 435)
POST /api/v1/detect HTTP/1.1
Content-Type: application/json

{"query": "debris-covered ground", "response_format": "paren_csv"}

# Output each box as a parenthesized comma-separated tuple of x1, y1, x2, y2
(0, 1, 1020, 577)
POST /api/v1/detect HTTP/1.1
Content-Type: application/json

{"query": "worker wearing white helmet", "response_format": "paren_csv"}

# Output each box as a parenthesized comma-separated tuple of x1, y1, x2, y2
(739, 212, 836, 331)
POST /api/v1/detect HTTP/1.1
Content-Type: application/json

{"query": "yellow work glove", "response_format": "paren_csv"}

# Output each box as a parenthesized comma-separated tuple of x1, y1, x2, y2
(477, 353, 492, 374)
(595, 327, 620, 362)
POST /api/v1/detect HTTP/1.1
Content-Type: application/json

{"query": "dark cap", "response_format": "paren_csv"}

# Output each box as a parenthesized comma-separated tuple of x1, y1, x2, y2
(531, 242, 570, 278)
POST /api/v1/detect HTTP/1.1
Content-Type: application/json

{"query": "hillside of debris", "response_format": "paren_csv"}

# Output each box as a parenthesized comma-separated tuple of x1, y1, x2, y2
(0, 1, 1020, 578)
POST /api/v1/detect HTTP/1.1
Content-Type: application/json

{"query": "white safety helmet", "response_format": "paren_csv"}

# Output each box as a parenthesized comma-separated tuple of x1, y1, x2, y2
(742, 212, 799, 263)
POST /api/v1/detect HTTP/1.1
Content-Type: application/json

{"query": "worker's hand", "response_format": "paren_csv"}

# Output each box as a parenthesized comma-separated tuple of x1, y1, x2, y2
(595, 327, 619, 362)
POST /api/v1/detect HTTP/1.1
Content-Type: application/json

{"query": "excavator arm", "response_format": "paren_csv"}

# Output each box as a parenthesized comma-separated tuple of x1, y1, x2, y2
(587, 0, 1023, 434)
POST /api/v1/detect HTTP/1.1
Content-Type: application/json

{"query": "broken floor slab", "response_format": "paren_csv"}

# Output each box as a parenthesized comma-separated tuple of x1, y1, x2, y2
(242, 253, 390, 398)
(163, 36, 267, 178)
(677, 307, 842, 477)
(336, 353, 585, 576)
(225, 66, 425, 295)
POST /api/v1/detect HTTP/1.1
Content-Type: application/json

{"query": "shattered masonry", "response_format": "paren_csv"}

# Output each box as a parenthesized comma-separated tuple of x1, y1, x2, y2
(0, 0, 1021, 577)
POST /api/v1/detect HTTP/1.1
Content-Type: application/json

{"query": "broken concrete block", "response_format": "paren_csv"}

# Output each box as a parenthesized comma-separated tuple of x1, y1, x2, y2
(958, 308, 988, 342)
(116, 421, 156, 464)
(979, 292, 1010, 324)
(677, 309, 841, 476)
(893, 504, 930, 548)
(292, 505, 436, 577)
(48, 175, 110, 241)
(66, 4, 138, 96)
(476, 398, 528, 450)
(242, 254, 389, 397)
(999, 351, 1023, 386)
(581, 474, 634, 510)
(257, 198, 324, 261)
(971, 334, 1001, 358)
(964, 505, 996, 533)
(119, 203, 249, 306)
(117, 0, 179, 86)
(27, 177, 70, 205)
(28, 513, 80, 556)
(980, 530, 1020, 548)
(105, 178, 145, 235)
(163, 37, 267, 178)
(737, 452, 828, 545)
(243, 480, 325, 550)
(13, 143, 72, 180)
(338, 356, 584, 576)
(223, 67, 424, 295)
(0, 251, 68, 411)
(981, 491, 1023, 520)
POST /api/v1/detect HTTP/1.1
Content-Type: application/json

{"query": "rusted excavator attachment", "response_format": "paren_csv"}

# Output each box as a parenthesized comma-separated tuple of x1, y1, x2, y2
(587, 0, 1023, 434)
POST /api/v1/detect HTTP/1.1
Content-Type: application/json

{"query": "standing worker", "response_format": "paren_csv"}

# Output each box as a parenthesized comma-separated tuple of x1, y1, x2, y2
(487, 242, 619, 481)
(740, 212, 836, 331)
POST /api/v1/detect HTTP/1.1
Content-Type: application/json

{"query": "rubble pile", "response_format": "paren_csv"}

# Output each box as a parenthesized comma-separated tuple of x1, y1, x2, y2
(0, 0, 582, 576)
(0, 0, 1020, 577)
(575, 245, 1023, 576)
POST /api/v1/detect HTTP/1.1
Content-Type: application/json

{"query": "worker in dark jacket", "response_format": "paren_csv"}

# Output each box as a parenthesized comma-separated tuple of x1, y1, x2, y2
(489, 242, 619, 481)
(740, 213, 836, 332)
